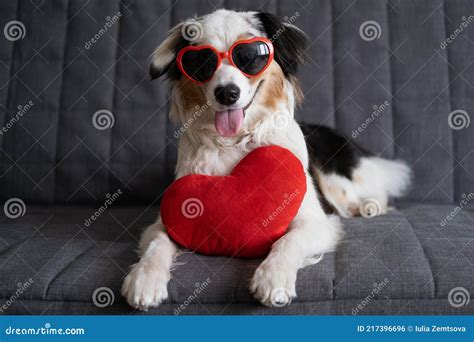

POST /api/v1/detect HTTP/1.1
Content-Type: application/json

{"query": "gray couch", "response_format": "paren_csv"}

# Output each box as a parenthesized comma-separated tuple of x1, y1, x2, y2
(0, 0, 473, 315)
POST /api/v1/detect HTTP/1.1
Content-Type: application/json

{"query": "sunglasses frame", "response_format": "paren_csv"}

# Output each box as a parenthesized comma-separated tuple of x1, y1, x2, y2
(176, 37, 274, 84)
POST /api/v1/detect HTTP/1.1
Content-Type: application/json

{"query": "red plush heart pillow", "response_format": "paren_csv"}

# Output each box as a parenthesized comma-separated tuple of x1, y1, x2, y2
(160, 146, 307, 258)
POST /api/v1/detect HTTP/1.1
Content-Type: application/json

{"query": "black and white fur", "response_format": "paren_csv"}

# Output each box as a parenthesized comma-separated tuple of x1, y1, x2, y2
(122, 9, 411, 310)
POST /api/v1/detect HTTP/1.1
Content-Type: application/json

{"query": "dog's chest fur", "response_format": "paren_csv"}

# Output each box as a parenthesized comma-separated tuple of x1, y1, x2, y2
(175, 119, 309, 179)
(176, 136, 258, 178)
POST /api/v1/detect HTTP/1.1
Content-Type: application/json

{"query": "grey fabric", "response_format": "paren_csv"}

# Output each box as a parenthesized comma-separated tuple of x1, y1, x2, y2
(1, 0, 474, 315)
(3, 299, 474, 315)
(1, 204, 473, 314)
(1, 0, 473, 205)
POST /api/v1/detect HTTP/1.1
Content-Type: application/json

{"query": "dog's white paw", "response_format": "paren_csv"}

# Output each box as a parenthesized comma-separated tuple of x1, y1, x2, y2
(121, 263, 170, 311)
(250, 259, 297, 307)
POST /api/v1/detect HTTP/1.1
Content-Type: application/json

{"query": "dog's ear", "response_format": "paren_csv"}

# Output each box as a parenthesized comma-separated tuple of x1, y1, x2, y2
(254, 12, 309, 76)
(150, 23, 189, 80)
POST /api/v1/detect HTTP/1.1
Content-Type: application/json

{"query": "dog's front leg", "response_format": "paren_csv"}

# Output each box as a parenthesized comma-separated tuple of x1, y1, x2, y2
(250, 175, 342, 307)
(121, 218, 178, 310)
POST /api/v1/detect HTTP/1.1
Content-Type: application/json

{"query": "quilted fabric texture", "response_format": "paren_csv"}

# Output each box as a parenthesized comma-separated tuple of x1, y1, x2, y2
(0, 0, 473, 315)
(0, 204, 473, 314)
(0, 0, 473, 205)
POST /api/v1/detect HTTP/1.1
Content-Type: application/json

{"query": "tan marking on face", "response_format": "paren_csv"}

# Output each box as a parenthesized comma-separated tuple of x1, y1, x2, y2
(250, 62, 287, 111)
(179, 79, 207, 112)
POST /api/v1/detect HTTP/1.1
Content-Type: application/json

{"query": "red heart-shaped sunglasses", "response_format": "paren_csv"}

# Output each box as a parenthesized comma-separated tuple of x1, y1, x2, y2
(176, 37, 274, 84)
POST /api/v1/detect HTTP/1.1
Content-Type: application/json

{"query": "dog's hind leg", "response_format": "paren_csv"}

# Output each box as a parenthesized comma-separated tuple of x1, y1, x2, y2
(302, 123, 411, 218)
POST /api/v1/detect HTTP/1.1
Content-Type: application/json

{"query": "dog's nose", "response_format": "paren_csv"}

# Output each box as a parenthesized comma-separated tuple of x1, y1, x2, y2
(214, 84, 240, 106)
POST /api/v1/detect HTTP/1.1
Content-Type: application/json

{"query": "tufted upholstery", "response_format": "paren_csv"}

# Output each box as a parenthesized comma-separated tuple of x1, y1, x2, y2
(1, 203, 473, 314)
(0, 0, 473, 315)
(1, 0, 473, 205)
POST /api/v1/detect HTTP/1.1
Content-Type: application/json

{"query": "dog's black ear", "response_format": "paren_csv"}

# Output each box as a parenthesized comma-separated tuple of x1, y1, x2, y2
(255, 12, 309, 76)
(150, 23, 189, 80)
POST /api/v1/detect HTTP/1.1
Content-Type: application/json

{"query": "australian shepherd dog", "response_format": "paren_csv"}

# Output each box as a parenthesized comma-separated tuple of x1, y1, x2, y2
(122, 9, 412, 310)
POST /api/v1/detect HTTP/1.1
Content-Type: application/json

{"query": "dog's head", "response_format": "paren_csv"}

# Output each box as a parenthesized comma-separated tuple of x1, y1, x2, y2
(150, 9, 308, 139)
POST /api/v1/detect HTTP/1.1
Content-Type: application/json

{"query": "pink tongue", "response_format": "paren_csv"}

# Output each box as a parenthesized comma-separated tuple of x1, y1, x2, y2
(214, 108, 244, 137)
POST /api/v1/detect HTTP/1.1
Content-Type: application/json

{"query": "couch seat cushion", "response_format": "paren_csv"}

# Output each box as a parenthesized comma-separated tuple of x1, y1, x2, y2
(0, 204, 473, 314)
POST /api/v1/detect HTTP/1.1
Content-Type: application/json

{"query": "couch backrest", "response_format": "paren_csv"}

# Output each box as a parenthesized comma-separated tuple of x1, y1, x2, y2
(0, 0, 473, 205)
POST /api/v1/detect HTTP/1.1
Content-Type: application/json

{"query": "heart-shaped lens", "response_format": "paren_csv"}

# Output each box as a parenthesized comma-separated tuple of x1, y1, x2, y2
(181, 48, 218, 82)
(232, 41, 271, 76)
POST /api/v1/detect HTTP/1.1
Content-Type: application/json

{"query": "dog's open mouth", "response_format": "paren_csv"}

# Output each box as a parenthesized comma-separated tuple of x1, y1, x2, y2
(214, 81, 264, 137)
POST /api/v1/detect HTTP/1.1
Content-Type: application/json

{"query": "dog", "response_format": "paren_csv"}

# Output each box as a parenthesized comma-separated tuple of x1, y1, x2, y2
(121, 9, 412, 310)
